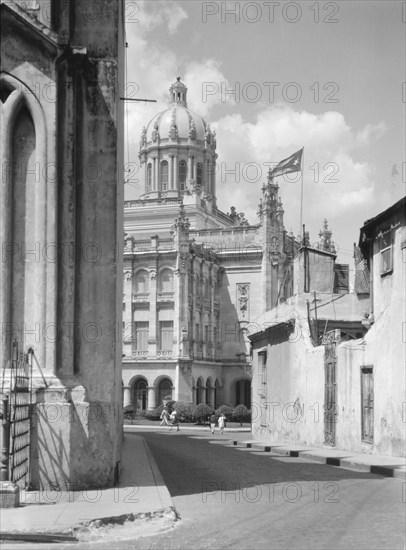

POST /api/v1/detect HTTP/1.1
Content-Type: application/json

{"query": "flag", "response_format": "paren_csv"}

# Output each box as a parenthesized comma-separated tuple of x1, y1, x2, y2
(271, 148, 303, 178)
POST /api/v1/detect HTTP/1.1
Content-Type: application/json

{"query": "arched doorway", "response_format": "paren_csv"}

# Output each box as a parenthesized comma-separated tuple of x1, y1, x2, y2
(196, 377, 204, 405)
(214, 379, 221, 408)
(206, 377, 214, 407)
(133, 378, 148, 410)
(235, 379, 251, 407)
(157, 378, 173, 406)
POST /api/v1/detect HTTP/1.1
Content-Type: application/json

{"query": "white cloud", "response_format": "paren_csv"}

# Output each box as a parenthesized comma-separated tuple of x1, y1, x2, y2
(184, 59, 235, 117)
(212, 106, 384, 257)
(135, 1, 188, 35)
(355, 122, 387, 146)
(123, 5, 387, 262)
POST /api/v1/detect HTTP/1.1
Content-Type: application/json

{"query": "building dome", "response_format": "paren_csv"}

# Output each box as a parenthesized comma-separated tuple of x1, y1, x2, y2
(138, 77, 217, 202)
(145, 106, 207, 143)
(141, 77, 215, 147)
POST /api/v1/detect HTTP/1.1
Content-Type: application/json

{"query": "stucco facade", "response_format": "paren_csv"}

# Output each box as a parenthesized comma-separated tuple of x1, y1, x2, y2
(250, 197, 406, 458)
(1, 0, 125, 489)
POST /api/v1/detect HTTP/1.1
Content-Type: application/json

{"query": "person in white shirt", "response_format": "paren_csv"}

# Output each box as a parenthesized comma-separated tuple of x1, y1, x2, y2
(169, 410, 180, 431)
(218, 413, 226, 434)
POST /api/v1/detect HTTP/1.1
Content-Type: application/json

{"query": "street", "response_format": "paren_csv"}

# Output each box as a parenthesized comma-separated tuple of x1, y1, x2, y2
(86, 429, 404, 549)
(2, 429, 405, 550)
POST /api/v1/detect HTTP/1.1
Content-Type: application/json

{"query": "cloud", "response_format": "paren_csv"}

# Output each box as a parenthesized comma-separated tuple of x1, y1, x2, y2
(123, 5, 387, 262)
(355, 122, 387, 146)
(212, 106, 384, 256)
(184, 59, 236, 117)
(135, 1, 188, 35)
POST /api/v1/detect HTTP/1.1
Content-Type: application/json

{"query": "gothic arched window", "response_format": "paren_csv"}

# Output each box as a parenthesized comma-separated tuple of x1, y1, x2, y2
(179, 160, 187, 190)
(161, 160, 168, 191)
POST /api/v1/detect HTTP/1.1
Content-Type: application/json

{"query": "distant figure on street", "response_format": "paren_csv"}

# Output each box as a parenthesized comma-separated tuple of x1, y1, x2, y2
(218, 413, 226, 434)
(169, 410, 180, 431)
(160, 406, 170, 426)
(209, 413, 217, 434)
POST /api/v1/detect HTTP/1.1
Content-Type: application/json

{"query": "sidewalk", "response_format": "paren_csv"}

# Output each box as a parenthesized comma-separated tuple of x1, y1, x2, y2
(229, 439, 406, 480)
(0, 434, 177, 543)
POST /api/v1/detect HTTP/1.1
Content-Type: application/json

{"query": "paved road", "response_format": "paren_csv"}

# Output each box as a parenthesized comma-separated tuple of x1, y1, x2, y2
(5, 429, 405, 550)
(94, 429, 405, 550)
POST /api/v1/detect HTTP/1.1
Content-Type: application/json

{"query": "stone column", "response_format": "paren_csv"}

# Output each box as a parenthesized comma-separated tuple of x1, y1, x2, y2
(148, 260, 158, 356)
(123, 386, 132, 408)
(156, 157, 161, 192)
(173, 155, 178, 190)
(209, 265, 215, 360)
(123, 271, 133, 355)
(144, 161, 148, 192)
(188, 156, 192, 183)
(169, 156, 173, 189)
(147, 386, 156, 411)
(192, 157, 196, 181)
(152, 157, 156, 191)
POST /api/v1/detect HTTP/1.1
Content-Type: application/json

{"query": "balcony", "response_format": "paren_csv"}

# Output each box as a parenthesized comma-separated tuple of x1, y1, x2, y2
(156, 350, 173, 359)
(131, 350, 148, 360)
(133, 293, 149, 302)
(157, 292, 175, 302)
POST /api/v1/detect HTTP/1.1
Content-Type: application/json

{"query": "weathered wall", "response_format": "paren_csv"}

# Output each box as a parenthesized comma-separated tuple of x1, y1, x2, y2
(1, 0, 125, 489)
(251, 314, 326, 447)
(251, 232, 406, 459)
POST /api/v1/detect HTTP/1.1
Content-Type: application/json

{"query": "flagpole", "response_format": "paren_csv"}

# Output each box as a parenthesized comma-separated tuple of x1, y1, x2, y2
(299, 147, 304, 240)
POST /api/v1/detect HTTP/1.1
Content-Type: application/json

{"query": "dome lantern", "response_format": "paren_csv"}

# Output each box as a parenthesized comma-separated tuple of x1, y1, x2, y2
(169, 76, 188, 107)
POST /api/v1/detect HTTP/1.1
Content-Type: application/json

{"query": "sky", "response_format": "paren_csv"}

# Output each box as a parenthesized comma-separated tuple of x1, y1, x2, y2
(124, 0, 405, 264)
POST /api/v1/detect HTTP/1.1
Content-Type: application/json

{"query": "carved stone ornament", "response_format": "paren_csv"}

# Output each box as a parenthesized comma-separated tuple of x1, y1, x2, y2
(237, 283, 250, 319)
(124, 271, 132, 281)
(149, 269, 157, 280)
(140, 126, 147, 148)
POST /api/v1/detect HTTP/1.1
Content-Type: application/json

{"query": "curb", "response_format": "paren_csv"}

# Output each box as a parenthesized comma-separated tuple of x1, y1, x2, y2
(0, 507, 178, 543)
(1, 437, 178, 543)
(139, 437, 177, 511)
(230, 440, 406, 480)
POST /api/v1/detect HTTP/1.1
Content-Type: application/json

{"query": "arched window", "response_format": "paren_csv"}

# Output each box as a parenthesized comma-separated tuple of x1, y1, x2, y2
(206, 378, 212, 406)
(159, 268, 174, 293)
(196, 162, 203, 187)
(147, 164, 152, 190)
(133, 379, 148, 410)
(158, 378, 173, 406)
(179, 160, 187, 190)
(161, 160, 168, 191)
(196, 378, 204, 405)
(134, 270, 149, 294)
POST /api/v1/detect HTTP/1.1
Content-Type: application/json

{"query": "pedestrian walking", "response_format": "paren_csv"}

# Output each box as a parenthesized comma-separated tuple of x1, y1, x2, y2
(169, 410, 180, 431)
(218, 413, 226, 434)
(160, 406, 170, 426)
(209, 412, 217, 434)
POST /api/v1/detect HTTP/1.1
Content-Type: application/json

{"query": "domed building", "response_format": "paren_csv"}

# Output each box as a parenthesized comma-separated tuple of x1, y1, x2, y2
(122, 78, 335, 413)
(139, 77, 217, 204)
(124, 77, 235, 235)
